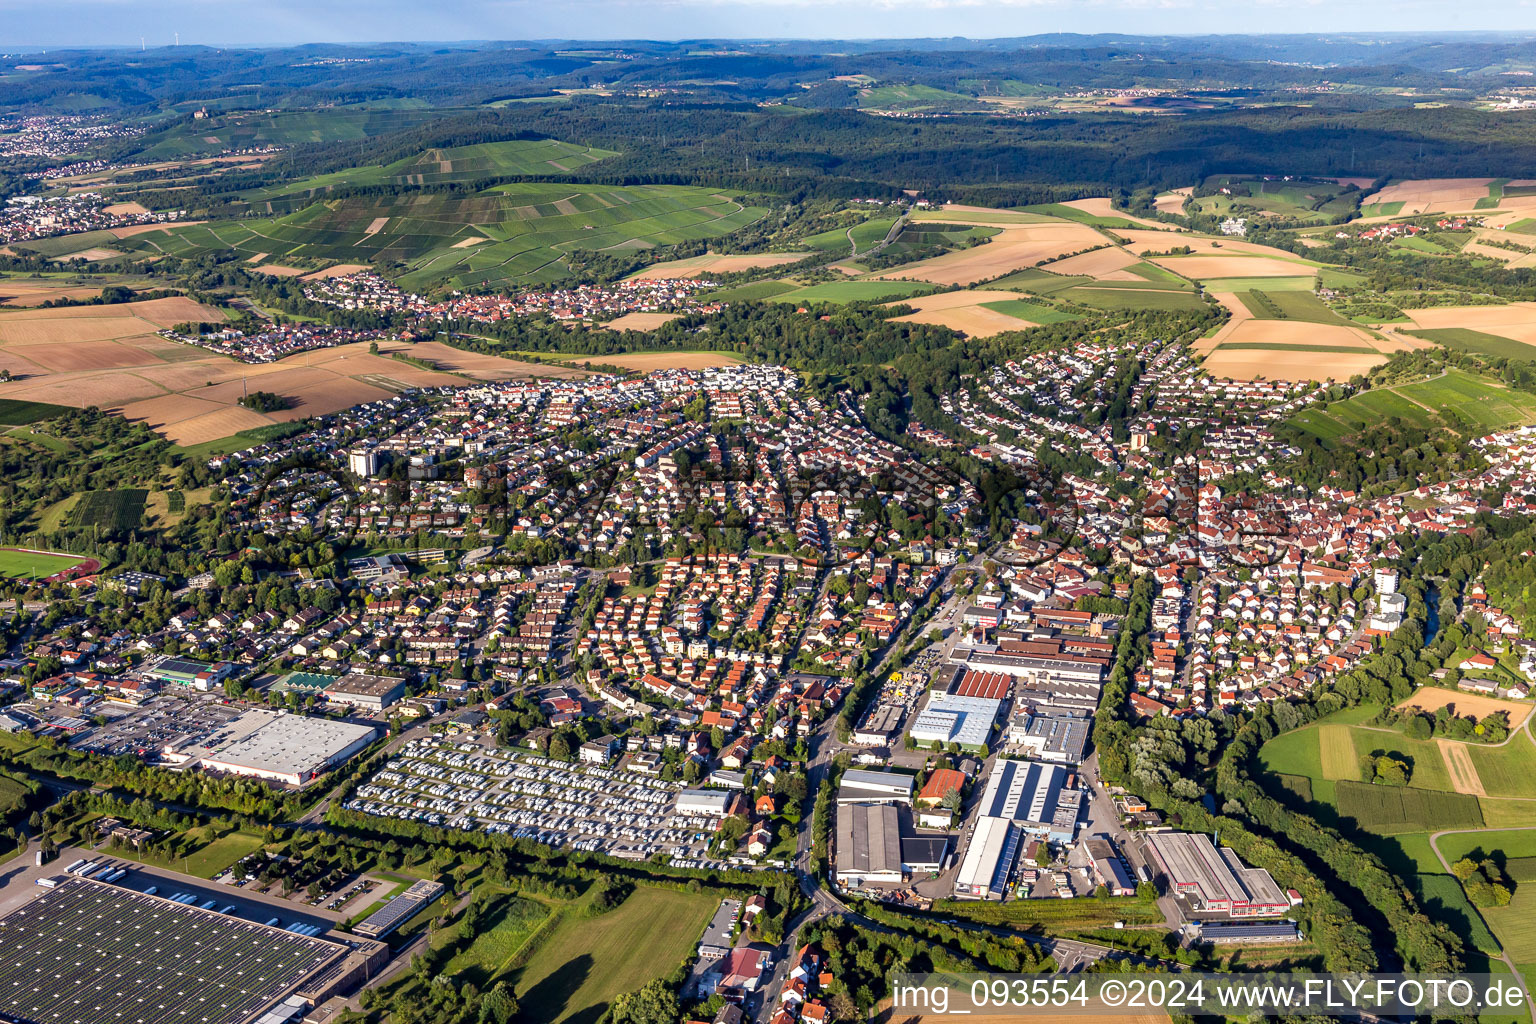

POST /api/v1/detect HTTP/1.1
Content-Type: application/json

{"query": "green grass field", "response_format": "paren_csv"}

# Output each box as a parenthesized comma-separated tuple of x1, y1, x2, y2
(1415, 873, 1504, 955)
(1016, 203, 1144, 229)
(131, 108, 453, 160)
(1436, 829, 1536, 864)
(1410, 327, 1536, 361)
(14, 231, 121, 258)
(0, 399, 69, 426)
(434, 894, 551, 988)
(1290, 369, 1536, 440)
(1060, 287, 1206, 311)
(115, 828, 267, 878)
(987, 268, 1092, 294)
(774, 280, 938, 304)
(1480, 887, 1536, 961)
(69, 489, 146, 531)
(1469, 734, 1536, 800)
(514, 886, 715, 1024)
(712, 280, 799, 302)
(1238, 288, 1356, 326)
(1335, 780, 1484, 833)
(980, 299, 1079, 324)
(0, 548, 88, 580)
(1360, 201, 1407, 218)
(855, 84, 981, 112)
(121, 182, 766, 291)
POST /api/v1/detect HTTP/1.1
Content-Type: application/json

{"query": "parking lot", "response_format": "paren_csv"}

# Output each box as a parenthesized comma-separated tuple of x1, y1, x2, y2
(37, 693, 242, 759)
(347, 738, 725, 860)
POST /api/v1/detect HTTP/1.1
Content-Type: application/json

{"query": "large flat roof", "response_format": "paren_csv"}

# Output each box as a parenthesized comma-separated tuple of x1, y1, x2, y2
(836, 802, 902, 878)
(0, 878, 346, 1024)
(200, 710, 375, 779)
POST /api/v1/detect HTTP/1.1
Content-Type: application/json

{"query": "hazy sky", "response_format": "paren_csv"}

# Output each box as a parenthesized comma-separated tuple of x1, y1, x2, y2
(4, 0, 1536, 49)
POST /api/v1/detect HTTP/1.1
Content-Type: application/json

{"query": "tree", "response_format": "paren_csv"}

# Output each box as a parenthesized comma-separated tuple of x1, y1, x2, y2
(609, 978, 679, 1024)
(1034, 842, 1051, 868)
(1451, 857, 1479, 881)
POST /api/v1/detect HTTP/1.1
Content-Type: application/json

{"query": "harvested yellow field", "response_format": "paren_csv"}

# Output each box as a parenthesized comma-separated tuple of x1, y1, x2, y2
(593, 351, 742, 371)
(1193, 292, 1254, 356)
(1060, 197, 1180, 230)
(1154, 188, 1192, 216)
(910, 204, 1053, 224)
(605, 312, 683, 331)
(109, 220, 205, 240)
(0, 333, 534, 445)
(1117, 230, 1315, 260)
(253, 265, 308, 277)
(884, 289, 1039, 338)
(59, 248, 124, 263)
(302, 264, 368, 280)
(0, 280, 108, 307)
(877, 221, 1106, 285)
(1202, 348, 1386, 381)
(630, 252, 812, 280)
(1362, 178, 1493, 215)
(1041, 246, 1142, 279)
(451, 236, 490, 249)
(1152, 254, 1317, 280)
(1440, 740, 1487, 797)
(1398, 687, 1534, 728)
(1406, 302, 1536, 347)
(102, 201, 150, 216)
(1319, 725, 1359, 781)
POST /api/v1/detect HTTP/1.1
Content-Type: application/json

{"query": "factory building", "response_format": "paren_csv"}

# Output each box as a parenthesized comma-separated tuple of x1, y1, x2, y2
(953, 816, 1023, 900)
(976, 759, 1083, 842)
(1144, 832, 1290, 918)
(836, 768, 915, 805)
(835, 802, 903, 887)
(322, 674, 407, 712)
(908, 692, 1003, 750)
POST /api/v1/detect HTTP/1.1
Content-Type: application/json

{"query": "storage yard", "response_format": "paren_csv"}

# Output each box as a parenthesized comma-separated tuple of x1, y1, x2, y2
(346, 738, 713, 859)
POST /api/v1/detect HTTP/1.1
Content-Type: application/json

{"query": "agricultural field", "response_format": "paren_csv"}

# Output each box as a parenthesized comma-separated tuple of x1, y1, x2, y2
(1290, 368, 1536, 439)
(1236, 289, 1357, 327)
(879, 207, 1107, 285)
(514, 886, 716, 1024)
(0, 548, 90, 580)
(883, 288, 1055, 337)
(70, 489, 147, 530)
(1404, 303, 1536, 355)
(627, 252, 811, 280)
(117, 184, 767, 291)
(711, 280, 798, 302)
(773, 280, 938, 304)
(129, 107, 453, 160)
(0, 318, 549, 445)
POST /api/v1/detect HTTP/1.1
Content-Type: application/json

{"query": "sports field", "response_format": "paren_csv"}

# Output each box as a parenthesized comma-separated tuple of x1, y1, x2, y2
(1290, 369, 1536, 439)
(0, 548, 89, 579)
(514, 886, 715, 1024)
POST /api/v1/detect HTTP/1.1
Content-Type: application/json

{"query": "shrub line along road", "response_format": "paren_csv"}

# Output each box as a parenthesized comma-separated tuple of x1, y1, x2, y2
(1427, 827, 1535, 1023)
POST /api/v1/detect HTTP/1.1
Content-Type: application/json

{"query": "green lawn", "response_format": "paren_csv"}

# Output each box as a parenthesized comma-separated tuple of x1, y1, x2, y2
(979, 299, 1079, 324)
(0, 548, 88, 580)
(514, 886, 716, 1024)
(1469, 733, 1536, 799)
(113, 828, 267, 879)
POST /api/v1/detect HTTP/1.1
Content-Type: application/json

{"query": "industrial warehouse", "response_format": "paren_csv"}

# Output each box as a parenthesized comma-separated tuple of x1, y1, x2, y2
(952, 759, 1084, 900)
(161, 708, 378, 786)
(1144, 831, 1293, 918)
(0, 878, 387, 1024)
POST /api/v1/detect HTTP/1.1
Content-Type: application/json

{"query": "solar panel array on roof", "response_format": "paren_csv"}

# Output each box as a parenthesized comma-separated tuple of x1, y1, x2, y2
(0, 878, 345, 1024)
